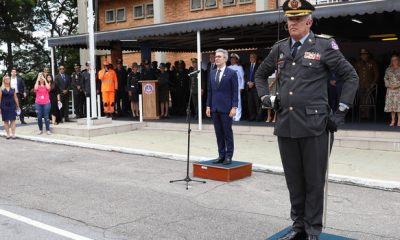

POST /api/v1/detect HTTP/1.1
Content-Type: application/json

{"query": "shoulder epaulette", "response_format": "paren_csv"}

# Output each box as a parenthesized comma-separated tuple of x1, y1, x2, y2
(276, 37, 289, 44)
(315, 34, 332, 39)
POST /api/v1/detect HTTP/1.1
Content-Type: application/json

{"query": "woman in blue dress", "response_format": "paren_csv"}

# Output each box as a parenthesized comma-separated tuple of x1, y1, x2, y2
(0, 75, 21, 139)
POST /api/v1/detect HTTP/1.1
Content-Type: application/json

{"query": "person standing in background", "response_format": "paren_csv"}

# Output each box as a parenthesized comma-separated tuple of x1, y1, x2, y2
(0, 75, 21, 139)
(98, 60, 118, 118)
(47, 74, 61, 125)
(354, 48, 379, 119)
(34, 72, 51, 135)
(384, 54, 400, 127)
(55, 65, 71, 122)
(71, 63, 84, 118)
(228, 53, 245, 122)
(157, 63, 170, 119)
(245, 53, 260, 121)
(10, 68, 27, 124)
(115, 59, 128, 117)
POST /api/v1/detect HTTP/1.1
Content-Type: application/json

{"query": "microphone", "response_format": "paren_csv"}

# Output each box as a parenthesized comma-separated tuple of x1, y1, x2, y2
(188, 70, 201, 76)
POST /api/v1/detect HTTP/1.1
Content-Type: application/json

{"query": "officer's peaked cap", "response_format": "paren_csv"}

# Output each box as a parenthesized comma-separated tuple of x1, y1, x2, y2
(283, 0, 315, 17)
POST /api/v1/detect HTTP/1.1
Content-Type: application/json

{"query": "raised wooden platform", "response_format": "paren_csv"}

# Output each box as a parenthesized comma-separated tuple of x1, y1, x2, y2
(267, 227, 353, 240)
(193, 160, 252, 182)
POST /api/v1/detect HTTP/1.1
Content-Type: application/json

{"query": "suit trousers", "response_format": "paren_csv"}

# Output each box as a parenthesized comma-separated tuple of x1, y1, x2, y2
(277, 132, 333, 236)
(73, 92, 85, 118)
(247, 87, 260, 120)
(60, 93, 70, 120)
(16, 93, 25, 122)
(212, 111, 234, 159)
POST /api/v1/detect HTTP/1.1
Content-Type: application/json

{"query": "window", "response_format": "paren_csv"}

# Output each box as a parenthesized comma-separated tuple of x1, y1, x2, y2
(238, 0, 252, 4)
(190, 0, 203, 10)
(223, 0, 236, 6)
(133, 4, 144, 19)
(204, 0, 217, 9)
(116, 8, 126, 22)
(146, 3, 154, 17)
(105, 9, 115, 23)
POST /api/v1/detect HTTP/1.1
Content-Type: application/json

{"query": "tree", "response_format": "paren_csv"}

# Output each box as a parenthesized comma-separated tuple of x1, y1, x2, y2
(0, 0, 37, 74)
(35, 0, 79, 71)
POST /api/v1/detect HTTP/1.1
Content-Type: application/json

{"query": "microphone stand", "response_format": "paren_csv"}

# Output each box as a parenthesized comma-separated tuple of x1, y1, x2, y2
(170, 71, 206, 190)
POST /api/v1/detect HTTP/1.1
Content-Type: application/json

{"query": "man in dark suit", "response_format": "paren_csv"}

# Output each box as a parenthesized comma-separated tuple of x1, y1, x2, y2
(55, 65, 71, 122)
(206, 49, 239, 165)
(10, 67, 27, 124)
(115, 59, 128, 116)
(255, 1, 358, 239)
(244, 53, 260, 121)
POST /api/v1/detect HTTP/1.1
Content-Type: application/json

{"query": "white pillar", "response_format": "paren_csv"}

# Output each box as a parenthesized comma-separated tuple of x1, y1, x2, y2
(86, 97, 91, 127)
(88, 0, 97, 118)
(97, 94, 102, 118)
(78, 0, 89, 67)
(256, 0, 268, 11)
(139, 94, 143, 123)
(50, 47, 55, 78)
(197, 31, 202, 131)
(154, 0, 166, 64)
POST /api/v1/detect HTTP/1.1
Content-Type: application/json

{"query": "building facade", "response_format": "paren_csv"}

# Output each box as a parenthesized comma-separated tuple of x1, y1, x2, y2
(94, 0, 281, 67)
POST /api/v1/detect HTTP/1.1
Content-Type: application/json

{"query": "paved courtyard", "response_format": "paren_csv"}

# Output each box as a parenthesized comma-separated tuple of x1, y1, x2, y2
(0, 139, 399, 240)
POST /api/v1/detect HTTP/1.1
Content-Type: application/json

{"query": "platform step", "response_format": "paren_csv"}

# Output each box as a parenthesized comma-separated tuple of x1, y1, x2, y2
(267, 227, 352, 240)
(51, 120, 144, 137)
(193, 160, 252, 182)
(76, 117, 112, 125)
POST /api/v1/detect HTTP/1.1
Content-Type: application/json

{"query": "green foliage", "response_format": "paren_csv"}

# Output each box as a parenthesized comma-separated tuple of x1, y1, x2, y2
(0, 0, 79, 76)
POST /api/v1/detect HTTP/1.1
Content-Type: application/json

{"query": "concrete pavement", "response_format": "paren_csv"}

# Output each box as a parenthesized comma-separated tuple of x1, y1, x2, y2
(1, 139, 399, 240)
(1, 117, 400, 190)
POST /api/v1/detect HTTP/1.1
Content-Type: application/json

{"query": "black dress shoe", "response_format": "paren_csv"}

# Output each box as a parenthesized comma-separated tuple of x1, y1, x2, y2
(307, 235, 319, 240)
(278, 229, 307, 240)
(212, 157, 224, 164)
(222, 158, 232, 165)
(21, 121, 27, 124)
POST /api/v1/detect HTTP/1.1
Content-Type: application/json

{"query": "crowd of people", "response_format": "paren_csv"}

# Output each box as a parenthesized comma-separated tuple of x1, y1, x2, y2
(1, 48, 400, 139)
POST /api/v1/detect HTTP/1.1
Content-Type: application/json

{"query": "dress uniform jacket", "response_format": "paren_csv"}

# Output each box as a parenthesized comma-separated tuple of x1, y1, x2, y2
(255, 32, 358, 138)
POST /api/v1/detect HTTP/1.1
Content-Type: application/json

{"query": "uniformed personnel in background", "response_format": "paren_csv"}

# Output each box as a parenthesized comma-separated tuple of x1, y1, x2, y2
(189, 58, 205, 118)
(127, 62, 141, 118)
(174, 60, 190, 116)
(254, 0, 358, 239)
(115, 59, 128, 117)
(354, 48, 379, 119)
(71, 63, 84, 118)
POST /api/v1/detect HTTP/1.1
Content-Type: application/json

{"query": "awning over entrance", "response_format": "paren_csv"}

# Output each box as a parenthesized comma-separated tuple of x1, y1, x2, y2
(47, 0, 400, 51)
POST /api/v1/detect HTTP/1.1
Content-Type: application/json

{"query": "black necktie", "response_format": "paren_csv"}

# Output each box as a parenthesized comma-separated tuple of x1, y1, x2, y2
(291, 41, 302, 58)
(250, 64, 254, 81)
(216, 70, 221, 87)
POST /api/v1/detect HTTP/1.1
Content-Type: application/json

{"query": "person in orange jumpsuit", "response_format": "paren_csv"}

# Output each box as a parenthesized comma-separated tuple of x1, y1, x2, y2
(98, 60, 118, 117)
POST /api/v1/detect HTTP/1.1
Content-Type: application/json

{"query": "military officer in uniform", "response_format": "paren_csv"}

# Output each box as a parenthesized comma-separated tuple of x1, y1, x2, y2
(71, 63, 84, 118)
(189, 58, 205, 118)
(255, 0, 358, 239)
(354, 48, 379, 119)
(127, 62, 141, 118)
(174, 60, 190, 116)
